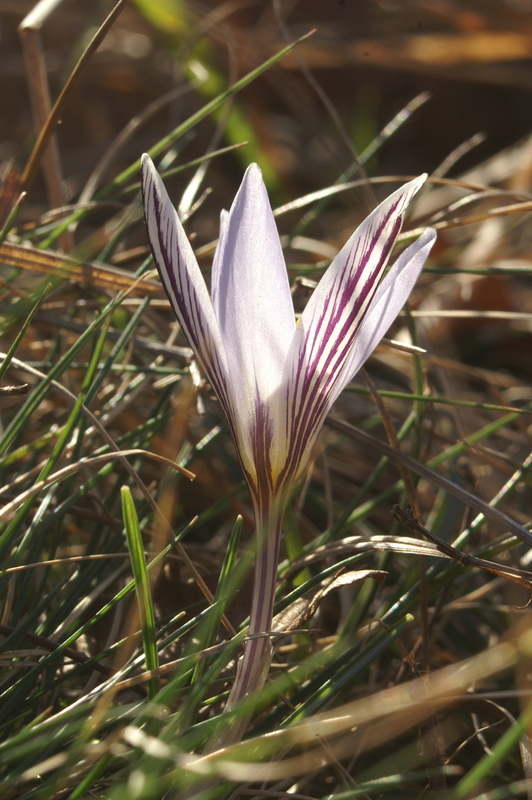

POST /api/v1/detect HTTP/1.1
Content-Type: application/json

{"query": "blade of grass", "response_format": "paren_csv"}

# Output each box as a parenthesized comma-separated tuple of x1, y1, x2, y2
(345, 385, 529, 415)
(0, 521, 195, 726)
(100, 29, 315, 196)
(121, 486, 159, 701)
(20, 0, 130, 193)
(326, 416, 532, 547)
(0, 292, 45, 384)
(455, 700, 532, 798)
(0, 192, 26, 247)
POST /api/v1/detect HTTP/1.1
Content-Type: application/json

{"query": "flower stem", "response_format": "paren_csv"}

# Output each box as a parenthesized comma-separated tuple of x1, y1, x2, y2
(221, 499, 284, 742)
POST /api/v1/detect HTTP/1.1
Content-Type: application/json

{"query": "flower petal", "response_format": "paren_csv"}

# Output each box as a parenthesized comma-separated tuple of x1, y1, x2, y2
(141, 155, 230, 409)
(298, 175, 427, 350)
(274, 177, 430, 484)
(211, 163, 295, 406)
(338, 226, 437, 388)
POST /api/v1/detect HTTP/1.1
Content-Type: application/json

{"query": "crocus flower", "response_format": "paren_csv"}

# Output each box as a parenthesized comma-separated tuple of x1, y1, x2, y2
(141, 154, 436, 716)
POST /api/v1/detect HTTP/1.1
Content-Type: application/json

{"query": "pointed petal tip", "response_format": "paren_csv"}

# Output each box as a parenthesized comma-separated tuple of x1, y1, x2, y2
(381, 172, 428, 217)
(417, 225, 437, 250)
(408, 173, 428, 193)
(245, 162, 261, 175)
(425, 225, 437, 243)
(140, 155, 172, 212)
(241, 162, 264, 189)
(140, 152, 154, 174)
(229, 161, 272, 221)
(140, 154, 160, 198)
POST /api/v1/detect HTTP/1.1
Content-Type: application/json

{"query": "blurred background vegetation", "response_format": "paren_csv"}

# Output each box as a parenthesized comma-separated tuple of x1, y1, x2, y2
(2, 1, 532, 798)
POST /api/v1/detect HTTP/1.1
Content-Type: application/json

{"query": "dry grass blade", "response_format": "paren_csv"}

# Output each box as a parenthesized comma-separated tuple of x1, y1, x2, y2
(0, 384, 29, 396)
(19, 0, 71, 249)
(0, 624, 113, 679)
(0, 449, 194, 524)
(273, 570, 387, 633)
(0, 162, 21, 230)
(0, 354, 233, 635)
(281, 535, 453, 581)
(0, 242, 162, 296)
(281, 32, 532, 71)
(393, 505, 532, 594)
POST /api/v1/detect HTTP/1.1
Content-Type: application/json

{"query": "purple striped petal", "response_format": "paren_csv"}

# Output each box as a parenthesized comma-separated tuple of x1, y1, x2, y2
(274, 177, 431, 485)
(339, 226, 437, 388)
(142, 159, 433, 499)
(298, 175, 427, 350)
(141, 155, 232, 418)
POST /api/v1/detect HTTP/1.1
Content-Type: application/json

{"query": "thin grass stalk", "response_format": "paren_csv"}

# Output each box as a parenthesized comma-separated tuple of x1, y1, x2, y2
(0, 192, 26, 247)
(54, 300, 151, 525)
(455, 699, 532, 797)
(316, 411, 417, 548)
(345, 385, 528, 414)
(20, 0, 130, 193)
(15, 26, 315, 248)
(289, 91, 430, 240)
(121, 486, 159, 701)
(0, 294, 121, 461)
(326, 415, 532, 546)
(68, 755, 113, 800)
(282, 613, 413, 724)
(37, 595, 210, 713)
(0, 289, 47, 373)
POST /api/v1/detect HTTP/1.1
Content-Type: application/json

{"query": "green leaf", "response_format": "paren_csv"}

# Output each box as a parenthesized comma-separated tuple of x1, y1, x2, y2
(121, 485, 159, 701)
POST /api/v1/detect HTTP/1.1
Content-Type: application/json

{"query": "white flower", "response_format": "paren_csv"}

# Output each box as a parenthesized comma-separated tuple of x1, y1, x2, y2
(142, 156, 435, 508)
(141, 155, 436, 715)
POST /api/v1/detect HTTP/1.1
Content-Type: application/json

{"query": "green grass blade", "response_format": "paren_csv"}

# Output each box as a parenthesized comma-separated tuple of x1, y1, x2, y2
(121, 486, 159, 701)
(454, 702, 532, 798)
(0, 294, 44, 383)
(100, 30, 314, 195)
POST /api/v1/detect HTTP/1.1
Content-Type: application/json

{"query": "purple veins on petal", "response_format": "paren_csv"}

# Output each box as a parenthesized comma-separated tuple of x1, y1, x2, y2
(296, 175, 427, 386)
(247, 394, 275, 499)
(141, 155, 233, 423)
(274, 175, 434, 484)
(142, 154, 435, 496)
(342, 226, 437, 384)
